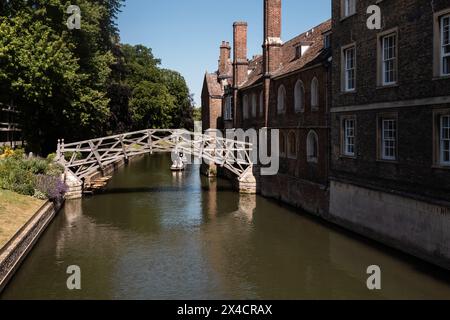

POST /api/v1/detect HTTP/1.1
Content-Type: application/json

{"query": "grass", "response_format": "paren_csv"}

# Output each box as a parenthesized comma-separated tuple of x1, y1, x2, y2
(0, 189, 46, 249)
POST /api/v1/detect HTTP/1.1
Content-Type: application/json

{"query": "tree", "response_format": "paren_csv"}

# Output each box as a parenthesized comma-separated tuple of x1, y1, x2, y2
(129, 82, 175, 129)
(0, 12, 109, 153)
(0, 1, 194, 153)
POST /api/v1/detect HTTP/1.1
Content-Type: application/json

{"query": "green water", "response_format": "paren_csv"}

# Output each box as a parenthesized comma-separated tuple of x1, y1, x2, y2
(2, 154, 450, 299)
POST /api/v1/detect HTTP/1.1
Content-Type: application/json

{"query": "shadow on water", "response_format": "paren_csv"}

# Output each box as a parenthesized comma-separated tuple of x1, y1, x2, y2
(1, 153, 450, 300)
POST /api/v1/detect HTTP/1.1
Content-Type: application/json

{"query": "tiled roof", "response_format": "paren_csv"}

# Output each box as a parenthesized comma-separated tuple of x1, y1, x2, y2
(241, 19, 331, 89)
(204, 72, 224, 97)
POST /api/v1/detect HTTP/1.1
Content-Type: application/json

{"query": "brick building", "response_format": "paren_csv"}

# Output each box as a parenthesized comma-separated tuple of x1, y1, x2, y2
(201, 41, 232, 132)
(201, 0, 450, 267)
(329, 0, 450, 268)
(202, 0, 332, 216)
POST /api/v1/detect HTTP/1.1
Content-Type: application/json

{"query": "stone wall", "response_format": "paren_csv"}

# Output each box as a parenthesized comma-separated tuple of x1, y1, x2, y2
(261, 173, 329, 218)
(0, 201, 62, 293)
(329, 180, 450, 270)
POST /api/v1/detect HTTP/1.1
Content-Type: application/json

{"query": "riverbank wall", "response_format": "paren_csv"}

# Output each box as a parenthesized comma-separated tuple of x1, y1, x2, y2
(0, 200, 63, 293)
(328, 180, 450, 270)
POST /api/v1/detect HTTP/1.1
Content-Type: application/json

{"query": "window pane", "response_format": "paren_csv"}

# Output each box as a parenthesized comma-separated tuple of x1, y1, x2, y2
(382, 34, 397, 84)
(442, 16, 450, 75)
(382, 119, 396, 160)
(344, 119, 355, 156)
(345, 47, 355, 90)
(441, 115, 450, 165)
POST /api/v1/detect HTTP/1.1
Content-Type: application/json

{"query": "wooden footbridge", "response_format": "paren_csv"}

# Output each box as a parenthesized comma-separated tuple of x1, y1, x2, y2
(56, 129, 254, 187)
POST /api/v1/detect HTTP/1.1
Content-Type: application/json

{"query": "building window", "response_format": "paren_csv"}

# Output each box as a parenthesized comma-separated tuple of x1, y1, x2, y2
(381, 33, 397, 85)
(442, 15, 450, 76)
(342, 118, 356, 157)
(380, 118, 397, 161)
(288, 131, 297, 159)
(259, 91, 264, 117)
(277, 85, 286, 114)
(243, 95, 248, 120)
(343, 46, 356, 92)
(343, 0, 356, 18)
(294, 80, 305, 113)
(295, 46, 302, 59)
(307, 131, 319, 163)
(280, 131, 286, 157)
(224, 96, 232, 120)
(251, 93, 257, 118)
(311, 77, 319, 110)
(441, 115, 450, 165)
(324, 33, 331, 49)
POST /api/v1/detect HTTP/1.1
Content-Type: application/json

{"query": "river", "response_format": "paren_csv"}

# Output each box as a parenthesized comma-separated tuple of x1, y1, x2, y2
(1, 154, 450, 299)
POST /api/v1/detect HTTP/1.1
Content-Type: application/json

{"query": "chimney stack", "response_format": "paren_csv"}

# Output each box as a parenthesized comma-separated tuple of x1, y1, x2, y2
(263, 0, 282, 75)
(233, 21, 249, 87)
(218, 41, 231, 79)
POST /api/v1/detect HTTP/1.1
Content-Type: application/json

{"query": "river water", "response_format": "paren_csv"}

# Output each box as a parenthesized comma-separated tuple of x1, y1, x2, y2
(1, 154, 450, 299)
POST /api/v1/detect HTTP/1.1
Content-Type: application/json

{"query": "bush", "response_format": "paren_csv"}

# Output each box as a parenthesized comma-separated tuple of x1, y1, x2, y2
(34, 175, 68, 201)
(45, 162, 65, 177)
(0, 146, 15, 159)
(46, 153, 57, 162)
(0, 157, 36, 196)
(0, 154, 67, 200)
(64, 151, 82, 161)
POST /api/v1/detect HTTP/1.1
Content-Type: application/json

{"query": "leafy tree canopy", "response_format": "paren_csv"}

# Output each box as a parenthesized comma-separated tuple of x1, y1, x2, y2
(0, 0, 194, 154)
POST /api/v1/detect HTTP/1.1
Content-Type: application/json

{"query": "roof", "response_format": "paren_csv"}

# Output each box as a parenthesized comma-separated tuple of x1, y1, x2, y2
(204, 72, 224, 97)
(240, 19, 331, 89)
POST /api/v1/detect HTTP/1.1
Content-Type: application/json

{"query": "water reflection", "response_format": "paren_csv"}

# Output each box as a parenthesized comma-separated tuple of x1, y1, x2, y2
(1, 154, 450, 300)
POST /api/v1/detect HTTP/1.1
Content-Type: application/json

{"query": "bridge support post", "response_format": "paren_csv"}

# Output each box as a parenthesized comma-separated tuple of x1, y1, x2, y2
(236, 166, 258, 194)
(64, 170, 83, 200)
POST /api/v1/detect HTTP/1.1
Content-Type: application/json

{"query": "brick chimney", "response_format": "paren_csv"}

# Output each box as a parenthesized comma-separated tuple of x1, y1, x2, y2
(233, 22, 249, 87)
(218, 41, 231, 80)
(262, 0, 282, 127)
(263, 0, 282, 75)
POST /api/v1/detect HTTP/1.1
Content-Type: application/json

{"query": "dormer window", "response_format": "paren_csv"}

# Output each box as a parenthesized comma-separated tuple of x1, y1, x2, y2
(295, 46, 302, 59)
(295, 43, 311, 59)
(324, 33, 331, 49)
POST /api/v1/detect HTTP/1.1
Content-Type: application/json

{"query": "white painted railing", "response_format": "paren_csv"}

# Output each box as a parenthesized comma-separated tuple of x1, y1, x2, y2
(56, 129, 253, 182)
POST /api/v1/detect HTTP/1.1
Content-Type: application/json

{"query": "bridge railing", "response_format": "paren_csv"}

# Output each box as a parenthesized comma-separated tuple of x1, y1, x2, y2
(57, 129, 253, 181)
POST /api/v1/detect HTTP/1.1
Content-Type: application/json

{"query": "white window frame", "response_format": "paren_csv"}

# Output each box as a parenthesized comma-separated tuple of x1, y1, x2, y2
(440, 115, 450, 165)
(343, 118, 355, 157)
(344, 0, 356, 17)
(441, 14, 450, 76)
(382, 33, 397, 85)
(344, 46, 356, 92)
(381, 119, 397, 161)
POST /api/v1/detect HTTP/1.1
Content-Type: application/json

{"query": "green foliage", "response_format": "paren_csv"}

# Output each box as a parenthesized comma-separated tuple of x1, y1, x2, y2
(130, 81, 175, 129)
(0, 154, 65, 197)
(109, 44, 194, 132)
(192, 108, 202, 122)
(0, 0, 194, 155)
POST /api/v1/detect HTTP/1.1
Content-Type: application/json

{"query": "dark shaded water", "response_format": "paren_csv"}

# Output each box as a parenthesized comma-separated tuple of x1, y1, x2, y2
(2, 154, 450, 299)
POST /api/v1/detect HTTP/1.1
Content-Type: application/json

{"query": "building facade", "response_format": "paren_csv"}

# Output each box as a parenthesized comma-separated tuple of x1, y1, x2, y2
(201, 0, 450, 268)
(202, 0, 332, 216)
(329, 0, 450, 268)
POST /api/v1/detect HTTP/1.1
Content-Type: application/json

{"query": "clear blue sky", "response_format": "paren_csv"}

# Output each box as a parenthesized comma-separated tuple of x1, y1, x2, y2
(117, 0, 331, 107)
